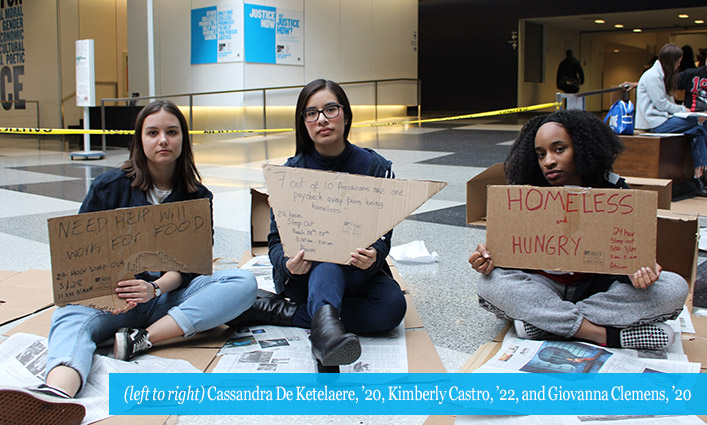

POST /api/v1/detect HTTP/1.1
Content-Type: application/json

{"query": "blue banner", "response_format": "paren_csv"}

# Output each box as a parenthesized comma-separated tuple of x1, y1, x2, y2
(109, 373, 706, 416)
(244, 3, 276, 64)
(191, 6, 218, 64)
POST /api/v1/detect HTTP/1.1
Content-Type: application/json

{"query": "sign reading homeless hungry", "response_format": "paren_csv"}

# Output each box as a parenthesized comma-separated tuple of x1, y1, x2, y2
(47, 199, 213, 311)
(263, 164, 446, 264)
(486, 185, 657, 274)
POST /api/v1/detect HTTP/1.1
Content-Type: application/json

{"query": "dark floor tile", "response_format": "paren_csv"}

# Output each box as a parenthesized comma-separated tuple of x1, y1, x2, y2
(9, 163, 114, 179)
(0, 180, 91, 203)
(408, 204, 468, 227)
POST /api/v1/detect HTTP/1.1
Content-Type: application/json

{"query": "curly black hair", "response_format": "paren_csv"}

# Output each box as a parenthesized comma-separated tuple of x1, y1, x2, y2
(504, 109, 624, 187)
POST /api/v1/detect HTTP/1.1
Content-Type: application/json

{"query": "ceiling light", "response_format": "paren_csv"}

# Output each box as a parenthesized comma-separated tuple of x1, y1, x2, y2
(633, 28, 642, 32)
(678, 14, 689, 19)
(696, 19, 705, 24)
(613, 49, 620, 53)
(594, 19, 605, 24)
(614, 24, 624, 28)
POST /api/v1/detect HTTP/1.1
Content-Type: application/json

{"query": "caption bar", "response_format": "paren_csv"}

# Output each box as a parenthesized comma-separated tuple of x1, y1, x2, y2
(109, 373, 705, 416)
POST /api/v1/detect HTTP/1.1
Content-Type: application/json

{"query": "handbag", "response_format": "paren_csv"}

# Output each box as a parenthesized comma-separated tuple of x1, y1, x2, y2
(559, 76, 580, 93)
(603, 100, 634, 135)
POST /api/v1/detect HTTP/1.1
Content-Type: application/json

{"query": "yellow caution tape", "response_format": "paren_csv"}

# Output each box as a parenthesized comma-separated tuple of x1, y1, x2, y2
(0, 102, 560, 135)
(352, 102, 561, 128)
(0, 127, 294, 135)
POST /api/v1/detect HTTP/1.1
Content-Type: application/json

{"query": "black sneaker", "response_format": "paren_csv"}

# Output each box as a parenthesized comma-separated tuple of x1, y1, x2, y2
(619, 322, 674, 350)
(688, 177, 707, 197)
(0, 385, 85, 425)
(513, 320, 554, 340)
(114, 327, 152, 361)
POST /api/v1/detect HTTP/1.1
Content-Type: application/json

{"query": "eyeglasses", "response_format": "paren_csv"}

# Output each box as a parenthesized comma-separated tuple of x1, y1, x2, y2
(302, 104, 342, 123)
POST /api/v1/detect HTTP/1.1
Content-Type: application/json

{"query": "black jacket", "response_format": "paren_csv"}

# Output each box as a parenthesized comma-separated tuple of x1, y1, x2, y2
(267, 145, 395, 294)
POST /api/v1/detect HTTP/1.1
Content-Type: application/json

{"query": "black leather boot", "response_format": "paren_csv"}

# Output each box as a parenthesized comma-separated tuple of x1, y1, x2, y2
(225, 296, 297, 328)
(310, 304, 361, 366)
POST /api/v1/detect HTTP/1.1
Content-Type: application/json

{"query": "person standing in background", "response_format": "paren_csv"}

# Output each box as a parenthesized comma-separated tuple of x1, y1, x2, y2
(556, 50, 585, 94)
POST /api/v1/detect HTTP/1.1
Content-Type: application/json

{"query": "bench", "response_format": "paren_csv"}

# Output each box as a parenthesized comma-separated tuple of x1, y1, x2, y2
(612, 133, 692, 183)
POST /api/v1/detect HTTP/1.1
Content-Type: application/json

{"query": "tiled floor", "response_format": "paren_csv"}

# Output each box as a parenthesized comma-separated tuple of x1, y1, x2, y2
(5, 114, 702, 424)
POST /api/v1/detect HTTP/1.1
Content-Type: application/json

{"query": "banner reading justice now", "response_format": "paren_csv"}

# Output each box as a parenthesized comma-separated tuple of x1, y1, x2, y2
(109, 373, 706, 416)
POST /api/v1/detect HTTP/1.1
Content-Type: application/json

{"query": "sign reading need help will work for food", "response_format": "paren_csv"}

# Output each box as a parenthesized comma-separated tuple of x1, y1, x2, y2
(48, 199, 212, 311)
(486, 185, 657, 274)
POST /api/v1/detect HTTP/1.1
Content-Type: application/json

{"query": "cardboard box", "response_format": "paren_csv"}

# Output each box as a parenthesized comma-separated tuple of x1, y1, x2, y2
(486, 185, 657, 274)
(623, 176, 672, 210)
(466, 163, 506, 225)
(47, 199, 213, 311)
(656, 210, 699, 286)
(263, 164, 446, 265)
(250, 187, 270, 256)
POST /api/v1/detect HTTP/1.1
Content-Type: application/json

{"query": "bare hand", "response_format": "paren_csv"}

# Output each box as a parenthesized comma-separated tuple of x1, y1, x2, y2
(351, 247, 377, 270)
(286, 250, 311, 275)
(114, 279, 154, 305)
(468, 243, 494, 274)
(111, 301, 137, 315)
(698, 115, 706, 124)
(629, 263, 662, 289)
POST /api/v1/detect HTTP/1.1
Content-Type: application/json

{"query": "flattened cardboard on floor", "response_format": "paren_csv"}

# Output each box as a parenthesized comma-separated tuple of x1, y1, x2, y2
(47, 199, 213, 311)
(0, 270, 54, 326)
(263, 164, 446, 264)
(486, 185, 657, 274)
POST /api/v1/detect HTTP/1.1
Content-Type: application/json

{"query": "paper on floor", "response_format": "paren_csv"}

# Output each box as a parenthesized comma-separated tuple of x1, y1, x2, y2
(390, 240, 439, 263)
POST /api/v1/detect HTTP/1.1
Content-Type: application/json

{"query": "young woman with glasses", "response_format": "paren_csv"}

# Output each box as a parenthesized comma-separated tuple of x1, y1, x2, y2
(228, 79, 407, 368)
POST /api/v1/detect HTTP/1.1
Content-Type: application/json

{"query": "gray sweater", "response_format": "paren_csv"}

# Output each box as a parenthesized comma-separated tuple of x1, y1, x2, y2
(636, 60, 686, 130)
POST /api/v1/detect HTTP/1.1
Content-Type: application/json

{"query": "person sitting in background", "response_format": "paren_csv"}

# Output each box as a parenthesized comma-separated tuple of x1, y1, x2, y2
(636, 43, 707, 196)
(469, 110, 689, 351)
(679, 45, 696, 73)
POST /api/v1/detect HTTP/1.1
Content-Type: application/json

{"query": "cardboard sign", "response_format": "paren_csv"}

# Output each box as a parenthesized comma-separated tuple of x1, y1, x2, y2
(263, 164, 446, 264)
(48, 199, 213, 310)
(486, 185, 657, 274)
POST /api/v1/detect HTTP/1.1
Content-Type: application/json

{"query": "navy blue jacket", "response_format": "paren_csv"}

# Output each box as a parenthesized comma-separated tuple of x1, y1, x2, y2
(79, 167, 213, 286)
(268, 143, 395, 294)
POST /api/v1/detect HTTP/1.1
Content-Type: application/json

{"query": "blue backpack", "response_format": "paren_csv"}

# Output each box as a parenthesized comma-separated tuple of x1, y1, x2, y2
(604, 100, 634, 135)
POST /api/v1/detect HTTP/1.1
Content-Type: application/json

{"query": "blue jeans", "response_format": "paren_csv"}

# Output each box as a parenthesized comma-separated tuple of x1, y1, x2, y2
(284, 262, 406, 334)
(652, 116, 707, 168)
(46, 269, 257, 391)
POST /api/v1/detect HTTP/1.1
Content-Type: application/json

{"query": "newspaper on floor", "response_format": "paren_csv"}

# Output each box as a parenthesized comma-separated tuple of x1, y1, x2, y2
(456, 414, 705, 425)
(476, 337, 700, 374)
(240, 255, 276, 293)
(675, 305, 696, 334)
(214, 321, 408, 373)
(0, 332, 201, 425)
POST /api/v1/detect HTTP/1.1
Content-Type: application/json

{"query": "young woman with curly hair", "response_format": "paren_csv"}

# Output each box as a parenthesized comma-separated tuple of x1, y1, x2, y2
(469, 110, 689, 350)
